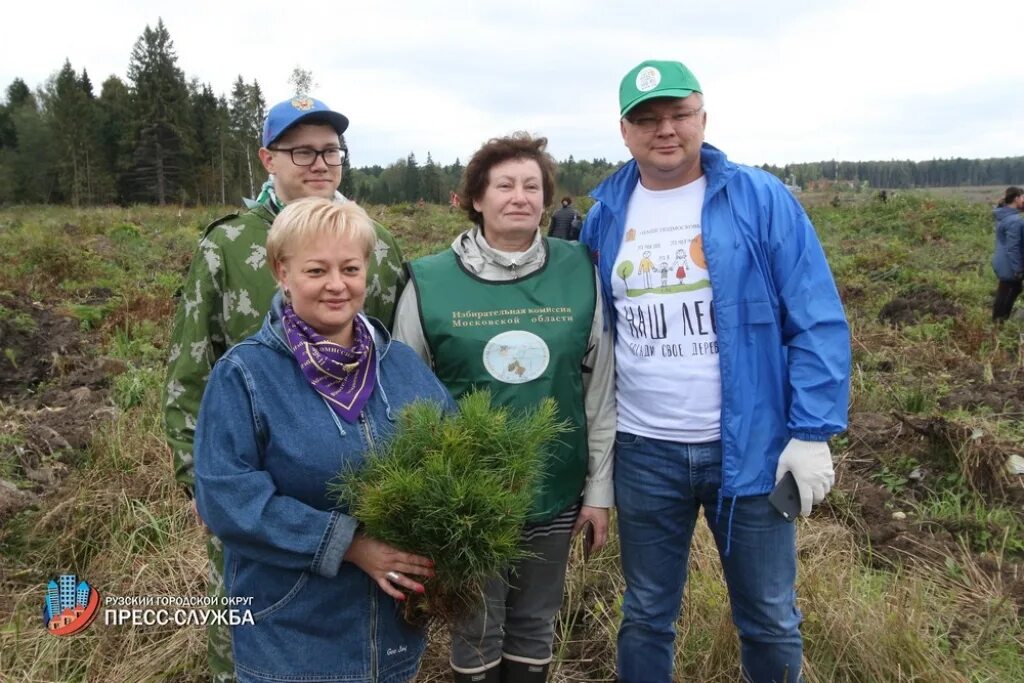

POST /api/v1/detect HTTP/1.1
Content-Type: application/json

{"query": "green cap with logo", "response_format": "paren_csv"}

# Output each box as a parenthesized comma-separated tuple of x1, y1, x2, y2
(619, 60, 702, 117)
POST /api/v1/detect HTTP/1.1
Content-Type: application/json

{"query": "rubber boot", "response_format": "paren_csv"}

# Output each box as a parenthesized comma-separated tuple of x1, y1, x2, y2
(500, 658, 550, 683)
(452, 664, 501, 683)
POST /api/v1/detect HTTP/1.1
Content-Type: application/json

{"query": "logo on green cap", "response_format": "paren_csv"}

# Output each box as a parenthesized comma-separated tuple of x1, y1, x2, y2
(636, 67, 661, 92)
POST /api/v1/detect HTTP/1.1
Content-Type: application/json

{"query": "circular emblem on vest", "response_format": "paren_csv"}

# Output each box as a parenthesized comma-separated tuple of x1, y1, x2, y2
(482, 331, 550, 384)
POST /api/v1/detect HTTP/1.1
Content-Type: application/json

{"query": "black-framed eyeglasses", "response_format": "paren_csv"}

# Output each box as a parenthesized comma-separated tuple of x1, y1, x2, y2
(268, 146, 346, 167)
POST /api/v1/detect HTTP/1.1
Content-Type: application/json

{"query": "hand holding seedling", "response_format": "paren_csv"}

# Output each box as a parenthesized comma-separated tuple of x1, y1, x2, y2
(344, 533, 435, 601)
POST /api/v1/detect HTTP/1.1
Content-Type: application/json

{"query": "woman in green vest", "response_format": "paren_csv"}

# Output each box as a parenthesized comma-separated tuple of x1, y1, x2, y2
(393, 133, 615, 683)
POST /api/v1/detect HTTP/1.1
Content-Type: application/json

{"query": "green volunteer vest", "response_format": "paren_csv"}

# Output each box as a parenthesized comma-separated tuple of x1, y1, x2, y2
(409, 238, 596, 522)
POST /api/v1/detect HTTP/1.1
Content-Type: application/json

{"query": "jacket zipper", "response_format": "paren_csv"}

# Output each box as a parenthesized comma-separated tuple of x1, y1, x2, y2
(361, 413, 379, 681)
(369, 581, 379, 681)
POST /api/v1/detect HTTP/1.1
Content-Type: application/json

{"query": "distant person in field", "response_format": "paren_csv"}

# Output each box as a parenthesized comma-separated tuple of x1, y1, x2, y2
(162, 96, 405, 683)
(548, 195, 582, 240)
(394, 133, 615, 683)
(195, 198, 450, 683)
(580, 59, 850, 683)
(991, 186, 1024, 322)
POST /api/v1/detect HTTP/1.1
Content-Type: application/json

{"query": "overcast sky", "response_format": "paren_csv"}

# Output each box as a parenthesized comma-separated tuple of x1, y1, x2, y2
(5, 0, 1022, 169)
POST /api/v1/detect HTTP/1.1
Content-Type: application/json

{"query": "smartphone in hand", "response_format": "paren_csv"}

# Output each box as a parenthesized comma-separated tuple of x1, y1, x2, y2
(582, 520, 595, 561)
(769, 471, 801, 522)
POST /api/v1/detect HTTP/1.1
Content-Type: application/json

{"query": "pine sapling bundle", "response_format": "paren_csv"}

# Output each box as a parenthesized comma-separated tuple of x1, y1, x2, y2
(332, 389, 568, 624)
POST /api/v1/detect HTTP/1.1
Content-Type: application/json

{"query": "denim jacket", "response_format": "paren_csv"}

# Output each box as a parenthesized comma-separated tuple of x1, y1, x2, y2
(195, 293, 455, 683)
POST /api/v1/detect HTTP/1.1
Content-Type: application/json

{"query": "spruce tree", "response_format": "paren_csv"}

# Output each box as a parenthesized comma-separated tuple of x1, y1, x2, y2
(9, 93, 59, 202)
(189, 82, 227, 205)
(446, 157, 464, 194)
(125, 19, 193, 204)
(403, 152, 420, 202)
(228, 76, 265, 199)
(46, 59, 99, 204)
(421, 151, 442, 203)
(97, 75, 133, 202)
(0, 79, 33, 150)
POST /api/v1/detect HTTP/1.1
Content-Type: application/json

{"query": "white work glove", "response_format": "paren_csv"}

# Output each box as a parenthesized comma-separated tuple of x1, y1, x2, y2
(775, 438, 834, 517)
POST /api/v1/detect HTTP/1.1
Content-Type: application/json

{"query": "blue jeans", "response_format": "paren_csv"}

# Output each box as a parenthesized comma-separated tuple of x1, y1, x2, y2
(614, 433, 803, 683)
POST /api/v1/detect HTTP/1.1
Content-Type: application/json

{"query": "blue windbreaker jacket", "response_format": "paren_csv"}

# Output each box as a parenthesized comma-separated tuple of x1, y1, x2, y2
(991, 205, 1024, 281)
(581, 143, 850, 499)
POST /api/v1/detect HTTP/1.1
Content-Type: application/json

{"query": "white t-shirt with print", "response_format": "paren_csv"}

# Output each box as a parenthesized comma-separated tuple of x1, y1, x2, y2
(613, 176, 722, 442)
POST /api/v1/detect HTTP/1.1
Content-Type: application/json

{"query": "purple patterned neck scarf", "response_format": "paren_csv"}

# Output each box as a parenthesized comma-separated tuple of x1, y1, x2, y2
(281, 304, 377, 423)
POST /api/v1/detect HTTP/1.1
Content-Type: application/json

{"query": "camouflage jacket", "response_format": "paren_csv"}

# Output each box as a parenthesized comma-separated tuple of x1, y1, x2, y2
(163, 198, 406, 490)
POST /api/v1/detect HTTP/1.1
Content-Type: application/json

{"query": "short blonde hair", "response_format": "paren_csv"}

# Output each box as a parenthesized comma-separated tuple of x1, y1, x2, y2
(267, 197, 377, 271)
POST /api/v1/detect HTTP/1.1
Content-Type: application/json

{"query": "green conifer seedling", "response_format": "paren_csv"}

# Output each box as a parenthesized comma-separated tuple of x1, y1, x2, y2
(332, 389, 567, 624)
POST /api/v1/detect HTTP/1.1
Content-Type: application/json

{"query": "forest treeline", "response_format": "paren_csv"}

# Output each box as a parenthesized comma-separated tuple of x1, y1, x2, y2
(1, 19, 1020, 207)
(759, 158, 1024, 193)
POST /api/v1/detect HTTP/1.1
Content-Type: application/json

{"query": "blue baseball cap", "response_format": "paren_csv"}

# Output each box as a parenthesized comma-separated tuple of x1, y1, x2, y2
(262, 97, 349, 147)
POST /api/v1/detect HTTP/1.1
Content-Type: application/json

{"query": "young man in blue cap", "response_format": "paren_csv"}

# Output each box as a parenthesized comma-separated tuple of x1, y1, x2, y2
(164, 96, 405, 682)
(580, 60, 850, 682)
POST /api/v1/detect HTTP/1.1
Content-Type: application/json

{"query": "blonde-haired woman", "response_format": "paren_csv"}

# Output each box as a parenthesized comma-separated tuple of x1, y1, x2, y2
(195, 197, 454, 683)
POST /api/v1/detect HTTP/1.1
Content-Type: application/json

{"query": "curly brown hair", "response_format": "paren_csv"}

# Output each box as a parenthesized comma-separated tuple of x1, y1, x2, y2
(459, 132, 557, 227)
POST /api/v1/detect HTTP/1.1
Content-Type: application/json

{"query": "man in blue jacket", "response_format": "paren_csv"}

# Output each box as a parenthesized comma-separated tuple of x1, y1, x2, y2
(580, 59, 850, 683)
